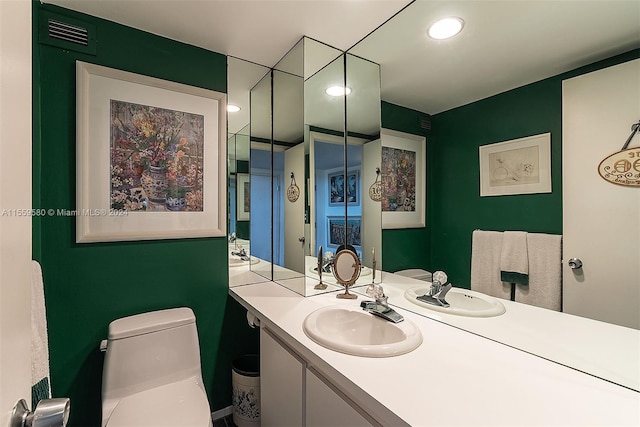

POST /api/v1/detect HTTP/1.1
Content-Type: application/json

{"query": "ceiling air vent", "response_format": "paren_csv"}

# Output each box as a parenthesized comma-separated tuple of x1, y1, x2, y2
(48, 19, 88, 46)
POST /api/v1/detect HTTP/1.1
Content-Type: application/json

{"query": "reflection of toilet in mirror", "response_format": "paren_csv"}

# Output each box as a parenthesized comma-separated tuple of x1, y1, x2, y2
(100, 307, 212, 427)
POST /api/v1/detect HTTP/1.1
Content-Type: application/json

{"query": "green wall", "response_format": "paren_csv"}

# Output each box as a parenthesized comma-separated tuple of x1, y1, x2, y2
(33, 4, 258, 426)
(429, 49, 640, 288)
(380, 101, 432, 272)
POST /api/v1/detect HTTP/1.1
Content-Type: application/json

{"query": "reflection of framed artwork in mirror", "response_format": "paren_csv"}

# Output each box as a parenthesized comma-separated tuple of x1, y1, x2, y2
(328, 169, 359, 206)
(236, 173, 250, 221)
(327, 216, 362, 250)
(381, 129, 426, 229)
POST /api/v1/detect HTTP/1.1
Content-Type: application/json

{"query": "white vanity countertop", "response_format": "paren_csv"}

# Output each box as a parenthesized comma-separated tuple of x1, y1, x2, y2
(230, 281, 640, 427)
(368, 272, 640, 392)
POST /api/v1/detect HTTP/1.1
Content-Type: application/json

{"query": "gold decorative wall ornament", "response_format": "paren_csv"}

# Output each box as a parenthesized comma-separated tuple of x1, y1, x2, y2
(287, 172, 300, 202)
(598, 121, 640, 187)
(368, 167, 382, 201)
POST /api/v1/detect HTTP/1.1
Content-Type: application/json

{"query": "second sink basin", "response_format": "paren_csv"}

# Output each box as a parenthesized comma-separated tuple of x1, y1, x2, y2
(303, 305, 422, 357)
(229, 256, 260, 267)
(404, 286, 506, 317)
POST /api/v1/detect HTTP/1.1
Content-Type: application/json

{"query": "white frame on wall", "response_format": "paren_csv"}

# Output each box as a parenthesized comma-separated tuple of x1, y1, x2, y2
(76, 61, 227, 242)
(479, 132, 551, 197)
(381, 128, 426, 229)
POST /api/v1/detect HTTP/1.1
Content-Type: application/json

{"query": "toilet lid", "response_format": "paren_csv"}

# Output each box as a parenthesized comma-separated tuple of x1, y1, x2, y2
(106, 378, 211, 427)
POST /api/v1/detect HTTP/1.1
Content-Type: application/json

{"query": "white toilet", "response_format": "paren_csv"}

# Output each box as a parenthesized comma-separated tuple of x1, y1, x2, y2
(101, 307, 212, 427)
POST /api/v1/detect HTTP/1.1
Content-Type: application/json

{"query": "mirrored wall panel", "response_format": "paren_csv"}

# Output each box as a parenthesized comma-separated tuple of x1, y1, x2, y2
(227, 57, 270, 285)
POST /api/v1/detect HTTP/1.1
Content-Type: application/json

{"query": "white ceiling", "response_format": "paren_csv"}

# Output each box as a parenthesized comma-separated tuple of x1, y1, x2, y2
(44, 0, 411, 66)
(45, 0, 640, 116)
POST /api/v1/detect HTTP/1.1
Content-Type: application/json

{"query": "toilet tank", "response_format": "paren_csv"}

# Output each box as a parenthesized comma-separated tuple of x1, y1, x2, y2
(102, 307, 203, 401)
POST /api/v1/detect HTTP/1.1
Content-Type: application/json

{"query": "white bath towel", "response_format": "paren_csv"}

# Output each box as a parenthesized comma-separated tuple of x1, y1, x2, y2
(500, 231, 529, 285)
(31, 260, 52, 405)
(515, 233, 562, 311)
(470, 230, 511, 300)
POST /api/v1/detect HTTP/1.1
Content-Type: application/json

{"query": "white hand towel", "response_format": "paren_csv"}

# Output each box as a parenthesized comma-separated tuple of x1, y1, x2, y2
(31, 260, 52, 406)
(515, 233, 562, 311)
(500, 231, 529, 285)
(471, 230, 511, 299)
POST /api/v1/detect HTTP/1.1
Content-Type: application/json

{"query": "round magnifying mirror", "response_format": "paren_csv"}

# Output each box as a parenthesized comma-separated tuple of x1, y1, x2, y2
(333, 249, 360, 299)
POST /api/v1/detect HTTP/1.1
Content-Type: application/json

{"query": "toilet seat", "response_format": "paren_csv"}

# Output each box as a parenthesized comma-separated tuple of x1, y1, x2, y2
(106, 378, 212, 427)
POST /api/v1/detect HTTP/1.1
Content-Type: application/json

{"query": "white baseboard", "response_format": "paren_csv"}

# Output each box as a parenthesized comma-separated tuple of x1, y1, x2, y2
(211, 405, 233, 421)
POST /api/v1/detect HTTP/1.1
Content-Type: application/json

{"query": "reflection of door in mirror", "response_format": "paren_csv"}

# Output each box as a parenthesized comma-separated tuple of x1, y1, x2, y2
(563, 59, 640, 329)
(273, 48, 306, 279)
(248, 66, 273, 281)
(346, 53, 381, 269)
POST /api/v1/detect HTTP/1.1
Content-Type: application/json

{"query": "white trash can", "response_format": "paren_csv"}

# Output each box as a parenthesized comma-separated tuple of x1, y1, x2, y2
(232, 354, 260, 427)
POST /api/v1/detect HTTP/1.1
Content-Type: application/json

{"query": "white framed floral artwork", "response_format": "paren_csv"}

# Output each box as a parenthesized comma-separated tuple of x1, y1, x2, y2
(76, 61, 227, 242)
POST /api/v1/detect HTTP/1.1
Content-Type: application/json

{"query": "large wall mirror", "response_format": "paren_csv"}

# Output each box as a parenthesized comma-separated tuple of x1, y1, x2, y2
(343, 1, 639, 393)
(229, 1, 639, 393)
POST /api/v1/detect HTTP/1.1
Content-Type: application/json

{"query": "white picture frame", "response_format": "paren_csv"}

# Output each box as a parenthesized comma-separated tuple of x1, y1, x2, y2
(76, 61, 227, 242)
(479, 133, 551, 197)
(236, 173, 250, 221)
(381, 128, 426, 229)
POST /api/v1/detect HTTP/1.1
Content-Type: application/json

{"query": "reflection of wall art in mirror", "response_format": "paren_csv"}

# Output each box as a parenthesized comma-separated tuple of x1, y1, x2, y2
(327, 216, 362, 249)
(328, 170, 359, 206)
(236, 173, 250, 221)
(479, 133, 551, 197)
(76, 61, 227, 242)
(368, 167, 382, 202)
(287, 172, 300, 202)
(381, 129, 426, 229)
(381, 147, 416, 212)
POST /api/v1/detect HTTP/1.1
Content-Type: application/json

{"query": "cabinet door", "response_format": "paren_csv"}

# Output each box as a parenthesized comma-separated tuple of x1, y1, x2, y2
(306, 369, 373, 427)
(260, 327, 305, 426)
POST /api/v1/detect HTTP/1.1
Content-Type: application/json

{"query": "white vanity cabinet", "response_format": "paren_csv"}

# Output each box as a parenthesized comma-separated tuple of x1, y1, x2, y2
(260, 327, 304, 426)
(260, 326, 375, 427)
(305, 368, 373, 427)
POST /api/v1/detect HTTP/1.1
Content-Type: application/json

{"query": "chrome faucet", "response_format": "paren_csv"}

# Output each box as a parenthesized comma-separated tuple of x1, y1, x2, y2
(361, 284, 404, 323)
(417, 270, 452, 308)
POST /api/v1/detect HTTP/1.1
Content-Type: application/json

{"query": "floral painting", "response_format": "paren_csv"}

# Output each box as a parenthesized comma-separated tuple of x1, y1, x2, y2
(110, 100, 204, 212)
(381, 146, 416, 212)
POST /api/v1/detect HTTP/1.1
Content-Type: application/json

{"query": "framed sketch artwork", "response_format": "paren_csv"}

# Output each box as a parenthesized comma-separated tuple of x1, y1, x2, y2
(76, 61, 227, 242)
(479, 133, 551, 197)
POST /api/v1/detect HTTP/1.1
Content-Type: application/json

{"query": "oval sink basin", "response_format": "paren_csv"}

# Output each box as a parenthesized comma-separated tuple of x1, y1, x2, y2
(229, 256, 260, 267)
(404, 287, 505, 318)
(303, 305, 422, 357)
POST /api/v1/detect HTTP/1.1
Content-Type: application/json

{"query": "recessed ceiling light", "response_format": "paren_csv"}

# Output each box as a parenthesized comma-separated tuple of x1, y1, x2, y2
(325, 86, 352, 96)
(428, 17, 464, 40)
(227, 104, 241, 113)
